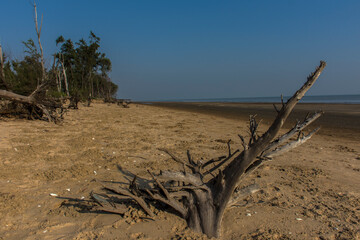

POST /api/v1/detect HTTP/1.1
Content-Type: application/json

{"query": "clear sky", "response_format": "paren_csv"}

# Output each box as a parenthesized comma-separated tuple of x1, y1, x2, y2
(1, 0, 359, 100)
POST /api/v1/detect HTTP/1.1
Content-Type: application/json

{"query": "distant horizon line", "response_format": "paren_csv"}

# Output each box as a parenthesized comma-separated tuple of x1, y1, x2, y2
(136, 93, 360, 103)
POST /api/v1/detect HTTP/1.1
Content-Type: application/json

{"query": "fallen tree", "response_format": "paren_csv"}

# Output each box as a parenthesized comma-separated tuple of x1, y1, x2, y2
(0, 45, 63, 122)
(0, 2, 64, 122)
(0, 82, 64, 122)
(92, 61, 326, 238)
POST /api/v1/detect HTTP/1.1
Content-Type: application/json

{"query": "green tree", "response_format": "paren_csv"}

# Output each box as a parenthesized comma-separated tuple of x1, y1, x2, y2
(8, 39, 42, 95)
(55, 31, 114, 99)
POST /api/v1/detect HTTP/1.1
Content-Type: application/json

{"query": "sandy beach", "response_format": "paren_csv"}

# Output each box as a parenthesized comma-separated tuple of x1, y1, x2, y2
(0, 102, 359, 239)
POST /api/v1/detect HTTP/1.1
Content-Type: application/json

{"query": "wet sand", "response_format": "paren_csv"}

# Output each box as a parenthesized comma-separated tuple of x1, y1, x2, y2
(148, 102, 360, 140)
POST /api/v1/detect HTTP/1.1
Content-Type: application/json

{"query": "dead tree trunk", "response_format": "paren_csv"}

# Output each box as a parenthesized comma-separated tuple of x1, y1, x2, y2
(33, 1, 46, 85)
(93, 61, 326, 238)
(52, 56, 61, 92)
(56, 68, 61, 92)
(59, 56, 69, 96)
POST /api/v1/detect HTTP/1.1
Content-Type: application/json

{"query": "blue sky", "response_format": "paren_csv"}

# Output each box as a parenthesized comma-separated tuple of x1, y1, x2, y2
(1, 0, 359, 100)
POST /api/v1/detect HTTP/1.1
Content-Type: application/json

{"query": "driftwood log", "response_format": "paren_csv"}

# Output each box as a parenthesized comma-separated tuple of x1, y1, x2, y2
(117, 99, 131, 108)
(92, 61, 326, 238)
(104, 97, 131, 108)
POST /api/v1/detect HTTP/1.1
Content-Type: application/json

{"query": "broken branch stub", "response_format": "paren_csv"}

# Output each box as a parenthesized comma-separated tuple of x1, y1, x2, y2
(92, 61, 326, 238)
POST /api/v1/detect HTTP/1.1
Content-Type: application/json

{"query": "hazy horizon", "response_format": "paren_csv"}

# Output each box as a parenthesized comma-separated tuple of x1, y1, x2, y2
(1, 1, 360, 100)
(139, 93, 360, 103)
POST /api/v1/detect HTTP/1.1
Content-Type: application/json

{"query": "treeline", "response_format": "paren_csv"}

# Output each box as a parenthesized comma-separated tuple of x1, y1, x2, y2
(0, 31, 118, 100)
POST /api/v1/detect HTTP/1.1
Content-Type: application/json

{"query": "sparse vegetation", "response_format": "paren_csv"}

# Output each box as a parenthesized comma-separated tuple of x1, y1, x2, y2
(0, 1, 118, 121)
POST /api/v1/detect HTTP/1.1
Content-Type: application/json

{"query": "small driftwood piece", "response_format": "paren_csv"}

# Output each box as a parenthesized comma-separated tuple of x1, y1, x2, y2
(103, 97, 131, 108)
(117, 99, 131, 108)
(92, 61, 326, 238)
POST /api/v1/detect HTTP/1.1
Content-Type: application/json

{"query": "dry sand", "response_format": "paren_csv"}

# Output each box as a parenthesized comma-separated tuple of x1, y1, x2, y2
(0, 102, 359, 239)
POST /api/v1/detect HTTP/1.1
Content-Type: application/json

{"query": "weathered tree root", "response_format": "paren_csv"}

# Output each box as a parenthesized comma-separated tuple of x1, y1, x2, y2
(92, 61, 326, 238)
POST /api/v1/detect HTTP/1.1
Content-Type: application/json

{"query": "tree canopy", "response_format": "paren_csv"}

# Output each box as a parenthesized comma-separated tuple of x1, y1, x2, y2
(55, 31, 117, 99)
(1, 31, 118, 100)
(2, 39, 42, 95)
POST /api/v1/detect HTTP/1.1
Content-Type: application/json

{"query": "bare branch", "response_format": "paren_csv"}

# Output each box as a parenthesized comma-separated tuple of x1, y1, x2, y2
(146, 170, 189, 217)
(187, 150, 195, 166)
(227, 183, 260, 208)
(146, 189, 188, 217)
(238, 134, 248, 150)
(91, 192, 127, 215)
(148, 170, 170, 199)
(203, 149, 239, 176)
(157, 171, 206, 188)
(261, 111, 323, 156)
(226, 140, 232, 156)
(248, 115, 262, 145)
(273, 103, 280, 113)
(59, 55, 70, 96)
(158, 148, 193, 169)
(39, 14, 43, 36)
(201, 155, 226, 169)
(102, 184, 154, 217)
(165, 185, 209, 192)
(264, 127, 320, 158)
(33, 1, 46, 84)
(0, 90, 34, 104)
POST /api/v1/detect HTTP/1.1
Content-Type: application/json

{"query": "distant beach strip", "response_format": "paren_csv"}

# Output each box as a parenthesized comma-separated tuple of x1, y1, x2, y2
(145, 101, 360, 141)
(143, 94, 360, 104)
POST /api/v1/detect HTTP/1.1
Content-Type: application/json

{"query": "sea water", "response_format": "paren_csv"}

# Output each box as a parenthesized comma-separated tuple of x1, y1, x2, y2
(165, 94, 360, 104)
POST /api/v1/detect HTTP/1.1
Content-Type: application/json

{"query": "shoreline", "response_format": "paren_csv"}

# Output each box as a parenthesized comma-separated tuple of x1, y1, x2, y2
(145, 102, 360, 140)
